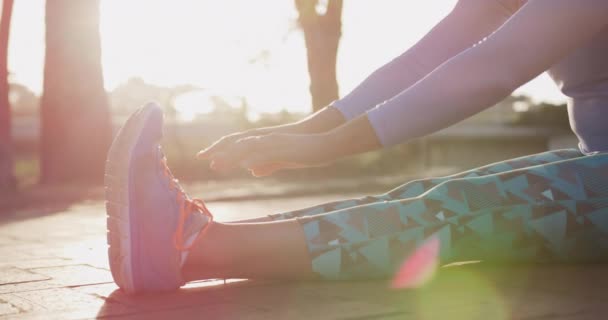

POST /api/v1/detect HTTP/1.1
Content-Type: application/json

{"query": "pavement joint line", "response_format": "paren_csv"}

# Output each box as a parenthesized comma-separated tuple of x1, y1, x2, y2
(28, 263, 108, 271)
(64, 282, 115, 290)
(8, 256, 72, 261)
(0, 279, 49, 287)
(6, 262, 81, 269)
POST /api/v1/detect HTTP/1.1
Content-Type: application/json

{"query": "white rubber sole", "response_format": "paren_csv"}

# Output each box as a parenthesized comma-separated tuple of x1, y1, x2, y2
(104, 106, 154, 294)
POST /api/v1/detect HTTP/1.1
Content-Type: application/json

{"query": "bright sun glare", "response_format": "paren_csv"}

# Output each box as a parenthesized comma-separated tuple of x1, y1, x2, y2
(99, 0, 306, 118)
(8, 0, 566, 120)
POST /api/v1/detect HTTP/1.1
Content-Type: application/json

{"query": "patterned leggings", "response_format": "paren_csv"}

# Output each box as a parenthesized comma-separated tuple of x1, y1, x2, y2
(270, 149, 608, 279)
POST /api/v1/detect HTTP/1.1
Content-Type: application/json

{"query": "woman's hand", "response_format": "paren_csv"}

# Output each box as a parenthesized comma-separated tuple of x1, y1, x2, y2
(200, 133, 333, 177)
(197, 127, 271, 160)
(198, 113, 381, 177)
(197, 106, 346, 162)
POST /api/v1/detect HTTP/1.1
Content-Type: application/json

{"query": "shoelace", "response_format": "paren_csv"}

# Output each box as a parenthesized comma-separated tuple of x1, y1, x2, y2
(161, 155, 214, 252)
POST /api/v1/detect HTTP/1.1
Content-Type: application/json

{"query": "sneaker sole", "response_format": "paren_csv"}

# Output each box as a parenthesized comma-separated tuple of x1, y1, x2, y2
(104, 104, 156, 294)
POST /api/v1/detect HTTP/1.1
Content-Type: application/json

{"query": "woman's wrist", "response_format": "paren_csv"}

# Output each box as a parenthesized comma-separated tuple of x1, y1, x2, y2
(290, 104, 347, 135)
(322, 114, 383, 160)
(253, 104, 347, 136)
(251, 120, 311, 136)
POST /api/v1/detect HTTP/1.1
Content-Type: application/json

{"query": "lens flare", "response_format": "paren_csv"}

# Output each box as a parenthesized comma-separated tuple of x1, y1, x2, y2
(391, 236, 440, 289)
(414, 269, 509, 320)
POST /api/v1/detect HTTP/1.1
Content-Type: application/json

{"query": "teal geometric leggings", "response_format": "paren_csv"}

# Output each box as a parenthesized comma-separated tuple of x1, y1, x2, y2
(270, 149, 608, 279)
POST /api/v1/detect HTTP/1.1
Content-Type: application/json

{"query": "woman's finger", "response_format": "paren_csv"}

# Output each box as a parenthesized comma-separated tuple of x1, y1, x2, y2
(197, 130, 255, 159)
(210, 136, 264, 171)
(250, 167, 279, 177)
(197, 136, 236, 159)
(248, 163, 284, 177)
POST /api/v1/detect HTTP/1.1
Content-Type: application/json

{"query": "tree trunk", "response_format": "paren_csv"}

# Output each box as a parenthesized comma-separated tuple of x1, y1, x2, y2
(40, 0, 111, 184)
(295, 0, 342, 112)
(0, 0, 16, 193)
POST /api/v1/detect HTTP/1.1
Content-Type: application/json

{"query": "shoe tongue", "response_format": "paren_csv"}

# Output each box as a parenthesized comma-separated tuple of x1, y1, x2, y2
(179, 207, 209, 267)
(182, 206, 209, 247)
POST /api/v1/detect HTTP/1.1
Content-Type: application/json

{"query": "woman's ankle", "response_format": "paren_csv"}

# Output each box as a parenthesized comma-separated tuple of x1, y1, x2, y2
(181, 222, 239, 279)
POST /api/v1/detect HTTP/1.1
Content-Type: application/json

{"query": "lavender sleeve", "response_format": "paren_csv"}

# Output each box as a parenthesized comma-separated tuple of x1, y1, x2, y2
(365, 0, 608, 147)
(333, 0, 516, 121)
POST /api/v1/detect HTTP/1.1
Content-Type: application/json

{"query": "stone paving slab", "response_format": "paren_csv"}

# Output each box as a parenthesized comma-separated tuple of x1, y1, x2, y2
(0, 268, 49, 286)
(1, 195, 607, 319)
(0, 258, 78, 270)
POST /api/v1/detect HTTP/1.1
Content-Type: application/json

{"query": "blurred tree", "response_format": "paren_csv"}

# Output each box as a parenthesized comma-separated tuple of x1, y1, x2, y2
(40, 0, 111, 184)
(0, 0, 16, 193)
(295, 0, 342, 112)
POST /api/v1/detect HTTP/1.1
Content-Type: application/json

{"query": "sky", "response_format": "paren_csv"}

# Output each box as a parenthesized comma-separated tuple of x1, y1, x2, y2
(8, 0, 566, 116)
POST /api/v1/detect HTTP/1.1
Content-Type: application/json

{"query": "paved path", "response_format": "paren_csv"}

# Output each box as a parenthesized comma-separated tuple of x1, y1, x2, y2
(1, 195, 607, 319)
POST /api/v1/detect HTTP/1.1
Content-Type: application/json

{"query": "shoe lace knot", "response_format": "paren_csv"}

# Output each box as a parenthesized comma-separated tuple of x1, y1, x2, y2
(161, 155, 213, 252)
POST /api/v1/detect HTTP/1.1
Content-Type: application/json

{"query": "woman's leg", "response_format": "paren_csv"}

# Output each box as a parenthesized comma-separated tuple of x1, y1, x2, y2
(182, 219, 316, 280)
(183, 152, 608, 281)
(251, 149, 583, 222)
(299, 152, 608, 279)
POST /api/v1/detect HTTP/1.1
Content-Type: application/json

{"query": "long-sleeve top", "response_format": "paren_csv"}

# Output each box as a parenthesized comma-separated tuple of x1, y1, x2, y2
(333, 0, 608, 154)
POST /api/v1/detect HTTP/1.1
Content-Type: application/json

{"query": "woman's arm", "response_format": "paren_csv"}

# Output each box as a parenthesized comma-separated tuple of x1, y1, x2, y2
(203, 0, 608, 173)
(275, 0, 518, 134)
(331, 0, 516, 121)
(199, 0, 515, 159)
(324, 0, 608, 157)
